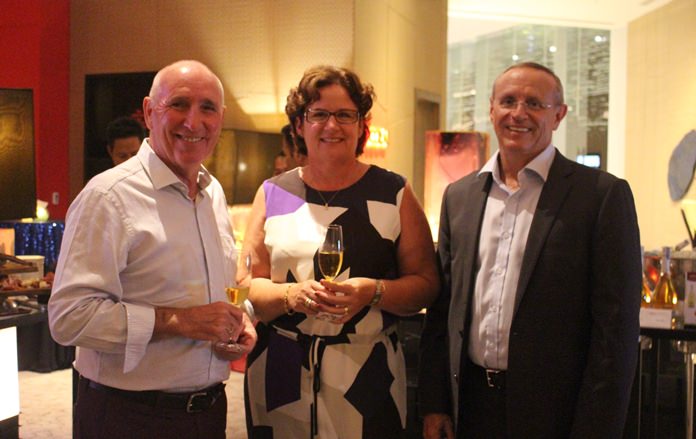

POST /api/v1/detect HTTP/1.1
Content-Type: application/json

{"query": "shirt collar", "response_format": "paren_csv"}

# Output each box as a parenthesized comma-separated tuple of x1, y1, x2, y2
(137, 139, 212, 193)
(478, 143, 556, 184)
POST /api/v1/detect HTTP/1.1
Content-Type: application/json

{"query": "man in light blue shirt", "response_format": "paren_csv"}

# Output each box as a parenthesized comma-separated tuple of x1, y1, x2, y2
(49, 60, 256, 439)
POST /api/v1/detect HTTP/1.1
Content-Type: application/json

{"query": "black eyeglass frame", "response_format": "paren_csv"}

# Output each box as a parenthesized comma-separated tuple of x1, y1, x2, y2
(304, 108, 361, 124)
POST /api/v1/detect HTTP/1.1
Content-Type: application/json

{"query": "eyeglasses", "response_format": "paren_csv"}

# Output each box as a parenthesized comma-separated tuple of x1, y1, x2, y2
(304, 109, 360, 125)
(496, 97, 555, 112)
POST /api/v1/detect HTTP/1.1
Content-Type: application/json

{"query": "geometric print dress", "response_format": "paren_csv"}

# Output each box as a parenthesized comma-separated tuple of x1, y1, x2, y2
(244, 165, 408, 439)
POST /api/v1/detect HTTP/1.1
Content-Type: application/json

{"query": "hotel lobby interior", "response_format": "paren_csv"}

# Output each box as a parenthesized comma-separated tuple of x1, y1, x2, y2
(2, 0, 695, 437)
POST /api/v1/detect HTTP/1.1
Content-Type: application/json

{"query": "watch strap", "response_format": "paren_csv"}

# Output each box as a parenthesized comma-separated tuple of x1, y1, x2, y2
(370, 279, 384, 306)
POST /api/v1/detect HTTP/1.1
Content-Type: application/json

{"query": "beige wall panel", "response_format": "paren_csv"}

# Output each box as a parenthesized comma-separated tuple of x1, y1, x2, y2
(387, 0, 417, 22)
(354, 0, 388, 116)
(414, 1, 447, 96)
(354, 0, 389, 172)
(70, 0, 354, 198)
(382, 4, 416, 178)
(355, 0, 446, 182)
(69, 0, 445, 202)
(626, 0, 696, 249)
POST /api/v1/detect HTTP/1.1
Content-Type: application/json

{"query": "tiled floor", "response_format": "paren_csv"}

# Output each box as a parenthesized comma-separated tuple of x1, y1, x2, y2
(17, 368, 247, 438)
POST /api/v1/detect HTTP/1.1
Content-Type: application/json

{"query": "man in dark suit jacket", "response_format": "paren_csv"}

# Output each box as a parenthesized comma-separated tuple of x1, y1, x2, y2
(418, 62, 641, 439)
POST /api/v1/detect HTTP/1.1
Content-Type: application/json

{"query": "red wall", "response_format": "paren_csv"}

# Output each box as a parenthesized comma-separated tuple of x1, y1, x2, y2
(0, 0, 69, 219)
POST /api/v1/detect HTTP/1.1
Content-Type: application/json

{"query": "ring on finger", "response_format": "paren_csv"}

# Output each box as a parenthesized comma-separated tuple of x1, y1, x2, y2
(304, 297, 314, 308)
(343, 306, 349, 315)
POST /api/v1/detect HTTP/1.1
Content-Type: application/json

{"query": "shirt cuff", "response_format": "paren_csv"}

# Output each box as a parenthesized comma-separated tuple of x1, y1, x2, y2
(123, 302, 155, 373)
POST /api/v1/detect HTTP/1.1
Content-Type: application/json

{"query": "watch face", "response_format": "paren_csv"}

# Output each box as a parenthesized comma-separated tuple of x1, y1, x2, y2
(371, 280, 384, 305)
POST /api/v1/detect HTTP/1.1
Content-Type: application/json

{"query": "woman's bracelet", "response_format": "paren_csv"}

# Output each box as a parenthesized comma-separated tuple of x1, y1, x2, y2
(283, 284, 295, 315)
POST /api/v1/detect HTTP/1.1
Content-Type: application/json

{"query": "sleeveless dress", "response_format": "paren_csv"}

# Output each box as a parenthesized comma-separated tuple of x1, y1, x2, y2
(244, 165, 407, 439)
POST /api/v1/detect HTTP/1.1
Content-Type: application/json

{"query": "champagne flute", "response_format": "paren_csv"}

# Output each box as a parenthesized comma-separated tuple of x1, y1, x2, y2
(218, 253, 252, 352)
(317, 224, 344, 322)
(318, 224, 343, 281)
(226, 253, 252, 307)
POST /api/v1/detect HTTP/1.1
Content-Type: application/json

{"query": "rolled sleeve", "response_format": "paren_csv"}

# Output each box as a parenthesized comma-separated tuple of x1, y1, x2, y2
(123, 302, 156, 373)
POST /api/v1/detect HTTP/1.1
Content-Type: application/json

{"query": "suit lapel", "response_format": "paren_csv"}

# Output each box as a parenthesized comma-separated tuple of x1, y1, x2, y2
(513, 152, 574, 312)
(459, 173, 492, 318)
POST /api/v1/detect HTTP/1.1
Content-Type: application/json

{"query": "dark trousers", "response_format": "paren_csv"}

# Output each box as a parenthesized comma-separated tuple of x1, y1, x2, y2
(458, 361, 508, 439)
(74, 377, 227, 439)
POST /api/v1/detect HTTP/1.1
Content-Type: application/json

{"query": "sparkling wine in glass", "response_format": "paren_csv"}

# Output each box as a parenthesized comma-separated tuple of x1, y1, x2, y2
(217, 254, 252, 352)
(226, 253, 252, 306)
(318, 224, 344, 281)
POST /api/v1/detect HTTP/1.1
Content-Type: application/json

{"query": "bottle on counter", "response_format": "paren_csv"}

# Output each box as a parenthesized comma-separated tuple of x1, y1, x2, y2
(641, 246, 652, 307)
(651, 246, 682, 328)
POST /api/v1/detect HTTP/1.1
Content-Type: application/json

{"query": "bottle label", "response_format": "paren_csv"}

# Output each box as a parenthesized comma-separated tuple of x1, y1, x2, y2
(639, 307, 674, 329)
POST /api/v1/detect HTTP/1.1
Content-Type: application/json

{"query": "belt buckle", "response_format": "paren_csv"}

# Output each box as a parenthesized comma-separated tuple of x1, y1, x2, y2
(186, 391, 213, 413)
(485, 369, 501, 389)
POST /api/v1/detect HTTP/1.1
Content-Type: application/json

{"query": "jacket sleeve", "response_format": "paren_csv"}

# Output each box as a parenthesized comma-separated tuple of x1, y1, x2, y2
(418, 184, 454, 417)
(570, 178, 641, 438)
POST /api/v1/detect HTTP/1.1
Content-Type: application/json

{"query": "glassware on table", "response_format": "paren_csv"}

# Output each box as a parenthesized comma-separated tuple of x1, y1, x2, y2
(641, 246, 653, 307)
(652, 246, 678, 309)
(651, 246, 682, 329)
(318, 224, 343, 281)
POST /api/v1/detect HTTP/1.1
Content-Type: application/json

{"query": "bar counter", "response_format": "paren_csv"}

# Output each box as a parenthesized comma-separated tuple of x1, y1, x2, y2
(637, 325, 696, 439)
(0, 309, 46, 439)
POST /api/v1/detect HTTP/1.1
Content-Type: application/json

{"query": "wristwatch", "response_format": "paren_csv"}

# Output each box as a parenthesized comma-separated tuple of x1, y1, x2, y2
(370, 279, 384, 306)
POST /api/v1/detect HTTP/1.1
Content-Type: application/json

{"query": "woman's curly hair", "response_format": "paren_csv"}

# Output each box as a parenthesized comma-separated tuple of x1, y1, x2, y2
(285, 65, 375, 157)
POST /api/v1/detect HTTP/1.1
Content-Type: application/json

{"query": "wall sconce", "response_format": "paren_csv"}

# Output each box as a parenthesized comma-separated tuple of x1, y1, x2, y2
(364, 126, 388, 158)
(366, 126, 388, 150)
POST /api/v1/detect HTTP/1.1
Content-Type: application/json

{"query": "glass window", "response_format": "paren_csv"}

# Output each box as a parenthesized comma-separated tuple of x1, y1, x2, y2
(447, 23, 610, 170)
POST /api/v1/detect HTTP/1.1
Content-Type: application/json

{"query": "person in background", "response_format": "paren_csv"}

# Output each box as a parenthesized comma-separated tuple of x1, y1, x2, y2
(418, 61, 641, 439)
(272, 150, 289, 176)
(105, 116, 146, 166)
(49, 60, 256, 439)
(242, 65, 439, 438)
(281, 122, 308, 168)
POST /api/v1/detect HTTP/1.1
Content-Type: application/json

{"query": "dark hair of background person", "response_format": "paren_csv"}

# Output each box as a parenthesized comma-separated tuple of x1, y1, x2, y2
(273, 150, 288, 176)
(280, 124, 292, 153)
(106, 116, 146, 147)
(285, 65, 375, 156)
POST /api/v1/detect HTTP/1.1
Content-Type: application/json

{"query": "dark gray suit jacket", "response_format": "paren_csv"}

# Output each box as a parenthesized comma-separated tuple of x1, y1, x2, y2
(419, 150, 641, 438)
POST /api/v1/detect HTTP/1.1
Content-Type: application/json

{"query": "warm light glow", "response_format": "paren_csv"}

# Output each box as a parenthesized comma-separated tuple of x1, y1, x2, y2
(0, 327, 20, 421)
(366, 126, 389, 150)
(36, 206, 49, 222)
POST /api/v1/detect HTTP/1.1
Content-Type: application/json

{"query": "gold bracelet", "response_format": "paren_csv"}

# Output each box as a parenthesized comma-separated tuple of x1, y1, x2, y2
(284, 284, 295, 315)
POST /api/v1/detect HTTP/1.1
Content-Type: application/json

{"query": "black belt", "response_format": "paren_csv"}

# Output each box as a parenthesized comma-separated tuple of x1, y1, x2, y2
(83, 377, 225, 413)
(467, 360, 506, 391)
